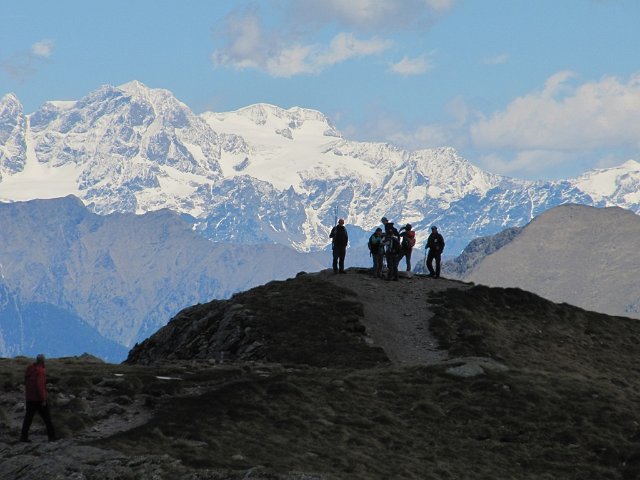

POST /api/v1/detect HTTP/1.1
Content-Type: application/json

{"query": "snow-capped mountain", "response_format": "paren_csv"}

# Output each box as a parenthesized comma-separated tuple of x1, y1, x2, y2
(1, 81, 640, 255)
(0, 93, 27, 176)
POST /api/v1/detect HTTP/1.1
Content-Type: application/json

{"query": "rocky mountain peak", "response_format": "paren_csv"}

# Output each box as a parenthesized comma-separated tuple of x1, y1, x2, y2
(204, 102, 342, 144)
(1, 81, 639, 254)
(0, 93, 27, 176)
(0, 92, 22, 111)
(117, 80, 194, 122)
(573, 160, 640, 204)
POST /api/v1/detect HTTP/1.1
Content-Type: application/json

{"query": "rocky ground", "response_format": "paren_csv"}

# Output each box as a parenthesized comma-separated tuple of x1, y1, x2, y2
(1, 268, 640, 479)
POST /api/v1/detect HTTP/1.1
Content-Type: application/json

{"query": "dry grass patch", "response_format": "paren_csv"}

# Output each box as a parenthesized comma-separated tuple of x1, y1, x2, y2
(93, 363, 640, 479)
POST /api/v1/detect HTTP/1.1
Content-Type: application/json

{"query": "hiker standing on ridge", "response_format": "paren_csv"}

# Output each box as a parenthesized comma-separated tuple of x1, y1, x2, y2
(330, 218, 349, 274)
(368, 227, 384, 278)
(426, 226, 445, 278)
(381, 216, 399, 238)
(380, 216, 401, 280)
(20, 354, 56, 443)
(385, 233, 402, 281)
(398, 224, 416, 272)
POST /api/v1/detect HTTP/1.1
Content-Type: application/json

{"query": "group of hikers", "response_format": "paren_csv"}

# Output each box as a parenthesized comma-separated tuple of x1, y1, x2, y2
(16, 219, 444, 444)
(330, 216, 446, 280)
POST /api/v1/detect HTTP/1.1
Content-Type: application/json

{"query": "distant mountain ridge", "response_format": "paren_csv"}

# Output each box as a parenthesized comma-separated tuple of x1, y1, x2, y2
(455, 204, 640, 320)
(441, 226, 523, 278)
(1, 81, 640, 255)
(0, 196, 325, 360)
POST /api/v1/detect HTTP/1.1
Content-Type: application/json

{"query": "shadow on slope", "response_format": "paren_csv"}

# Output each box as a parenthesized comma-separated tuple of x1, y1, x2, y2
(126, 273, 389, 368)
(428, 284, 640, 379)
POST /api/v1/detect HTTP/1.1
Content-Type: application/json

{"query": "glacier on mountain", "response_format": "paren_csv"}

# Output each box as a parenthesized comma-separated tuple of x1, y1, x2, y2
(1, 81, 640, 256)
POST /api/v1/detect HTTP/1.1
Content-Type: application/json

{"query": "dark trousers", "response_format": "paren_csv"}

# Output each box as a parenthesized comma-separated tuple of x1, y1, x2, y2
(332, 245, 346, 272)
(398, 248, 413, 271)
(21, 401, 56, 441)
(386, 253, 398, 280)
(427, 250, 441, 276)
(372, 253, 384, 278)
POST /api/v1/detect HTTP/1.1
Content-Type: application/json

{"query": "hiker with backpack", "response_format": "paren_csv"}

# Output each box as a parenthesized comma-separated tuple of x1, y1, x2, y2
(380, 216, 399, 238)
(380, 216, 401, 281)
(426, 225, 445, 278)
(384, 233, 402, 281)
(329, 218, 349, 274)
(368, 227, 384, 278)
(398, 223, 416, 272)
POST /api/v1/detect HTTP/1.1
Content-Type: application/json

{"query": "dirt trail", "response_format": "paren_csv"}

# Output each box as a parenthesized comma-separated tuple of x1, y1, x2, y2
(317, 268, 473, 365)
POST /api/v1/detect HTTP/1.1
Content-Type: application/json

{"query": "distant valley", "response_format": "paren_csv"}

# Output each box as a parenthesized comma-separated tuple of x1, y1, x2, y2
(0, 196, 324, 361)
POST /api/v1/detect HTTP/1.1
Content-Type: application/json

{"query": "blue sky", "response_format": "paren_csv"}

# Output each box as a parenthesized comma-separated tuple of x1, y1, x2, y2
(1, 0, 639, 180)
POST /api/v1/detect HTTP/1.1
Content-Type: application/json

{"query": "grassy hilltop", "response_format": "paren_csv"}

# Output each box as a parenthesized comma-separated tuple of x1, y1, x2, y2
(1, 270, 640, 479)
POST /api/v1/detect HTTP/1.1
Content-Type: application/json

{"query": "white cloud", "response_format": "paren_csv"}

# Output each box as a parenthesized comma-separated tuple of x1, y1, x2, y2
(212, 10, 392, 77)
(483, 53, 509, 65)
(300, 0, 401, 29)
(389, 124, 454, 149)
(264, 45, 317, 76)
(292, 0, 457, 31)
(444, 95, 471, 125)
(2, 39, 55, 82)
(460, 72, 640, 177)
(389, 55, 431, 76)
(594, 153, 625, 170)
(212, 2, 457, 77)
(424, 0, 456, 12)
(316, 33, 392, 67)
(479, 151, 574, 177)
(211, 11, 270, 71)
(367, 97, 471, 151)
(470, 72, 640, 151)
(31, 39, 54, 58)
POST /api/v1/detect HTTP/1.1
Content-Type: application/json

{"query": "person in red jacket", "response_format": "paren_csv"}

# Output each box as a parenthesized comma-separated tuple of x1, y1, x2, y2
(20, 354, 56, 442)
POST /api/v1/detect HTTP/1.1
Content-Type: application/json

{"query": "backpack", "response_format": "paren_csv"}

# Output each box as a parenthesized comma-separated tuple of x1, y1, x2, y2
(368, 234, 376, 254)
(331, 225, 348, 246)
(384, 235, 401, 255)
(401, 231, 416, 251)
(384, 222, 399, 238)
(407, 231, 416, 248)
